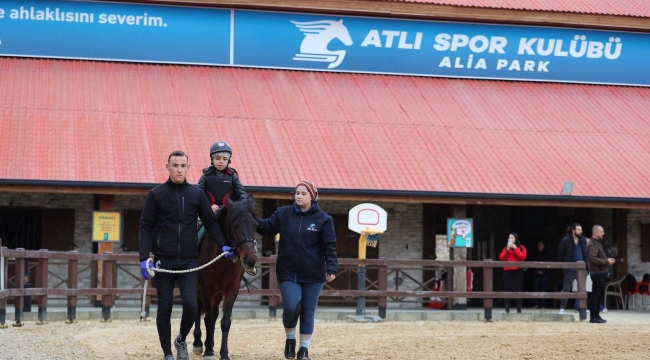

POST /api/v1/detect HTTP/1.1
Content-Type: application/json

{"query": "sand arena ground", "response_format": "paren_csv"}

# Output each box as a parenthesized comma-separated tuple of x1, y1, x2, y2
(1, 313, 649, 359)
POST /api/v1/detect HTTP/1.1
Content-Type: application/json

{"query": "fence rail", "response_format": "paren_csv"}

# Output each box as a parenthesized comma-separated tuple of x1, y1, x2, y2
(0, 238, 588, 326)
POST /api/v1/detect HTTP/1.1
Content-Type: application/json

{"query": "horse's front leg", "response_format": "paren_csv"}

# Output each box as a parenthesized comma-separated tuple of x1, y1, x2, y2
(203, 304, 219, 360)
(219, 289, 240, 360)
(193, 300, 204, 355)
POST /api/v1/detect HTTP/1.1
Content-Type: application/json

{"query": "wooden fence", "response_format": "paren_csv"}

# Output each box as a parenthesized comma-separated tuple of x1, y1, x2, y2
(0, 238, 588, 327)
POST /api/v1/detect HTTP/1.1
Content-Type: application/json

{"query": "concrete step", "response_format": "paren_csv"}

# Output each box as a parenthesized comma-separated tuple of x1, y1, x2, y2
(3, 306, 580, 323)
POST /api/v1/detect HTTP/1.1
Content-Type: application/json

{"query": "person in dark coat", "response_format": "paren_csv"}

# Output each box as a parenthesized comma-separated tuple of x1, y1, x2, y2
(556, 223, 588, 315)
(530, 241, 550, 309)
(139, 150, 228, 360)
(256, 180, 338, 360)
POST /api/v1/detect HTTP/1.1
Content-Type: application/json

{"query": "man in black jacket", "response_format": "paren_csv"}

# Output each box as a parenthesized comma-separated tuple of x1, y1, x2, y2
(139, 150, 229, 360)
(556, 223, 588, 315)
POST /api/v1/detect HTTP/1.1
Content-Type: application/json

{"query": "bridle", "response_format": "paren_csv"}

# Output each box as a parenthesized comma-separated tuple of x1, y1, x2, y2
(224, 204, 258, 276)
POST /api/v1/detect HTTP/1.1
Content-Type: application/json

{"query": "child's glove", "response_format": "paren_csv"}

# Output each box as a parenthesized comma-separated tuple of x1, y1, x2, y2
(140, 260, 150, 280)
(222, 246, 236, 259)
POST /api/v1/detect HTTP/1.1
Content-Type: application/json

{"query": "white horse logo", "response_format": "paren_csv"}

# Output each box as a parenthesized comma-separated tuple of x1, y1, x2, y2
(291, 19, 353, 69)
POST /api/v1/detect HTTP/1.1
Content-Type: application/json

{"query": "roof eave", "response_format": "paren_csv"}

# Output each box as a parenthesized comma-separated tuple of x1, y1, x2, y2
(105, 0, 650, 32)
(1, 179, 648, 209)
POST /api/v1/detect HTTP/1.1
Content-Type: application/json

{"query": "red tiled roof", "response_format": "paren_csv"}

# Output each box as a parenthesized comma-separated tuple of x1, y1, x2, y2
(387, 0, 650, 18)
(1, 58, 650, 198)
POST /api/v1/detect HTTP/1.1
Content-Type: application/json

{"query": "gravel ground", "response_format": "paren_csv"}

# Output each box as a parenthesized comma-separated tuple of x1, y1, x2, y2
(1, 317, 649, 359)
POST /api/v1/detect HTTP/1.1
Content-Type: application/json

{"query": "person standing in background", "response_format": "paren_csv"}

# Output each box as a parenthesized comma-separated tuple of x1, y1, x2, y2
(587, 225, 615, 324)
(499, 233, 527, 313)
(557, 223, 588, 315)
(530, 241, 550, 309)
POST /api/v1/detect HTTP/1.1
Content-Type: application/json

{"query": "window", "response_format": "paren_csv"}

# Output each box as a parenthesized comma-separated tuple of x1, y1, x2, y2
(122, 210, 142, 252)
(41, 209, 74, 251)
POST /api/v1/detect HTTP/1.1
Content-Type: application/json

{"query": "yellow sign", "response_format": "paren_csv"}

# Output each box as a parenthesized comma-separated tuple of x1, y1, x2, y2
(92, 211, 121, 242)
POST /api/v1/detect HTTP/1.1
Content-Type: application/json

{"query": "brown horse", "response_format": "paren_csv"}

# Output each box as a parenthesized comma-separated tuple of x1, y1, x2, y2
(193, 195, 258, 360)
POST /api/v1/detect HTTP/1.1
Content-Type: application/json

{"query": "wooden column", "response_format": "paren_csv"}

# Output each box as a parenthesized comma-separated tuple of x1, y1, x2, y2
(451, 205, 467, 309)
(268, 256, 278, 318)
(36, 249, 48, 324)
(96, 195, 115, 305)
(576, 261, 588, 321)
(378, 258, 388, 319)
(66, 252, 78, 324)
(0, 238, 6, 328)
(483, 260, 493, 322)
(613, 209, 628, 277)
(101, 254, 114, 322)
(13, 250, 25, 326)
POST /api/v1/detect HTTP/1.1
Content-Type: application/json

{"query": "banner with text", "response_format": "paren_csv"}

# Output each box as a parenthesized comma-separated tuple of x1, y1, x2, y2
(1, 1, 649, 86)
(0, 0, 230, 64)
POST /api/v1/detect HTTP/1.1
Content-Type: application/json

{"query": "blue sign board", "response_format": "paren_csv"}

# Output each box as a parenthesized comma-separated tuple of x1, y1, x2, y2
(235, 10, 649, 87)
(0, 0, 231, 64)
(1, 0, 649, 87)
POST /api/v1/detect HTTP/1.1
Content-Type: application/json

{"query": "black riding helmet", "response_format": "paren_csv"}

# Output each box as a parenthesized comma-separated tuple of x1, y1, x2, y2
(210, 140, 232, 165)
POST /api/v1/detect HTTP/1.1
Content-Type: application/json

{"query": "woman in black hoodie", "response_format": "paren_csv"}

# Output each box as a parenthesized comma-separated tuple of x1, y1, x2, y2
(257, 180, 338, 360)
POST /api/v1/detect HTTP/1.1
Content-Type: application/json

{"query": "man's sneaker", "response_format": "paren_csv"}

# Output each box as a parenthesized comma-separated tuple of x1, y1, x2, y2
(163, 356, 174, 360)
(602, 307, 608, 312)
(174, 336, 189, 360)
(558, 308, 565, 315)
(297, 347, 310, 360)
(285, 339, 296, 359)
(586, 310, 591, 317)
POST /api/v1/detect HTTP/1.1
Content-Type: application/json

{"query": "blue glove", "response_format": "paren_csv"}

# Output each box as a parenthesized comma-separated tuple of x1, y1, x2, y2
(140, 260, 150, 280)
(222, 246, 236, 259)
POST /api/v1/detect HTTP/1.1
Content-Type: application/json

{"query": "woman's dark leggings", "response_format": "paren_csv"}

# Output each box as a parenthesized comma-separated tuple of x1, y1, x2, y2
(280, 281, 325, 335)
(503, 270, 524, 313)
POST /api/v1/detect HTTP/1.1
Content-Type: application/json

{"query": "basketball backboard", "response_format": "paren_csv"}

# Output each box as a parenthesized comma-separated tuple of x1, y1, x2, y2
(348, 203, 387, 234)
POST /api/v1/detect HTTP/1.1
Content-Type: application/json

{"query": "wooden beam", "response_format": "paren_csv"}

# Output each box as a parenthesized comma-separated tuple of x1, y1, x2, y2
(2, 184, 649, 208)
(109, 0, 650, 32)
(0, 185, 150, 196)
(96, 195, 115, 305)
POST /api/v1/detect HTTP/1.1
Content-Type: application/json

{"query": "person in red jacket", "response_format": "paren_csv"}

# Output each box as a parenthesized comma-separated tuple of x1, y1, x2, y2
(499, 233, 527, 313)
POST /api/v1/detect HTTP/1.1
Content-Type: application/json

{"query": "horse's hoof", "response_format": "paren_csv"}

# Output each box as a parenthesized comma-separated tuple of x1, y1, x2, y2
(193, 346, 203, 355)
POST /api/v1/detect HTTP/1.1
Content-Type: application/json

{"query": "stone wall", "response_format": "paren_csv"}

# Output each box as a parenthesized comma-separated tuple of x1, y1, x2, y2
(9, 190, 641, 310)
(592, 208, 613, 236)
(317, 200, 423, 261)
(318, 200, 425, 308)
(627, 209, 650, 278)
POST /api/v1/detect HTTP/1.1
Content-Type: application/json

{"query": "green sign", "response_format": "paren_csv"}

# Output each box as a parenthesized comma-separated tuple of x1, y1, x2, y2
(447, 218, 473, 248)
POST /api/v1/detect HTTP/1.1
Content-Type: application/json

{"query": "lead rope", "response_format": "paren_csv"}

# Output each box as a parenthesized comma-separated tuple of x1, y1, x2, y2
(140, 252, 229, 320)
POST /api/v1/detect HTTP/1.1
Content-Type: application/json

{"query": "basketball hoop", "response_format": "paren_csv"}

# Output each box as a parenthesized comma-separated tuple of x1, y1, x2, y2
(360, 228, 383, 249)
(349, 204, 387, 235)
(366, 233, 380, 248)
(348, 204, 387, 319)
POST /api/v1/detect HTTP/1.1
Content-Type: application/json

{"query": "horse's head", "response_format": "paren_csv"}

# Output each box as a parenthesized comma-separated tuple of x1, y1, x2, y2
(223, 195, 258, 275)
(330, 20, 353, 46)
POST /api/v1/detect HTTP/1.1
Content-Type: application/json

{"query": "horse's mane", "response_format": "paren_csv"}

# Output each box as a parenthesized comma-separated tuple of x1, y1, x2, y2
(214, 196, 256, 226)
